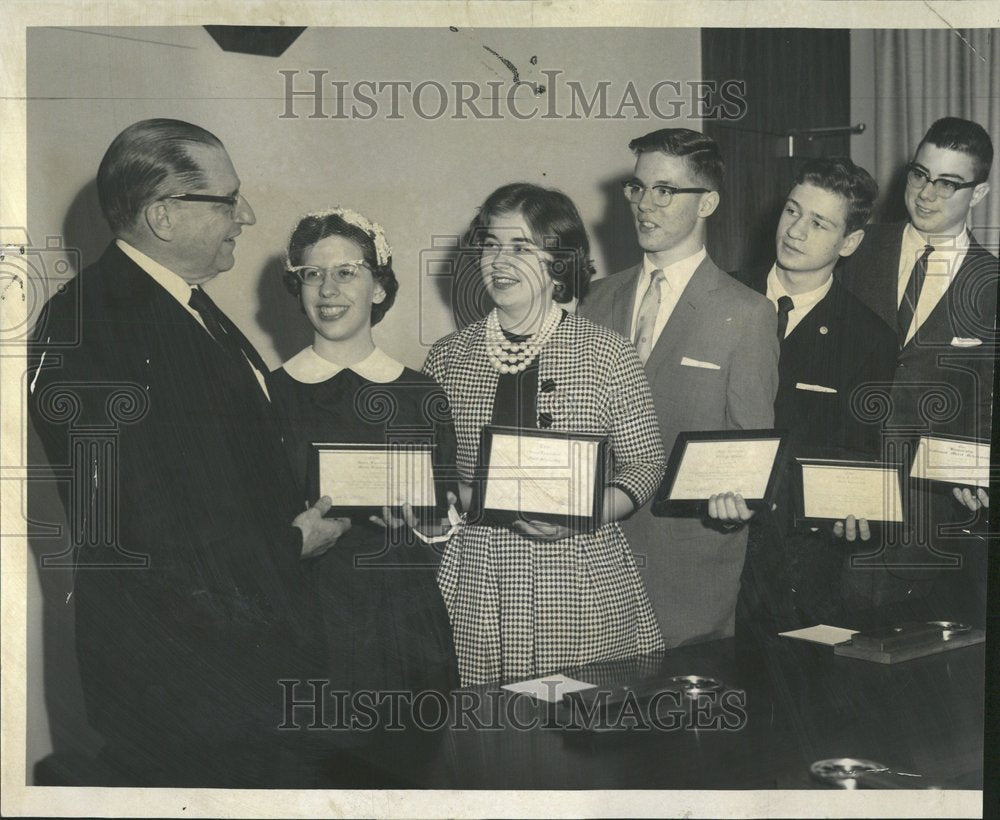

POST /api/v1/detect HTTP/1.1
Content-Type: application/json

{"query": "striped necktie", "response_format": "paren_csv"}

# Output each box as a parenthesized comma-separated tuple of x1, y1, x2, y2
(897, 244, 933, 346)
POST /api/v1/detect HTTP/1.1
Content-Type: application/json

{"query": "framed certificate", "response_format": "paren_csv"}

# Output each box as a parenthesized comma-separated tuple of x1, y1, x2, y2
(469, 426, 609, 532)
(652, 430, 786, 517)
(909, 434, 991, 490)
(308, 442, 442, 521)
(793, 458, 905, 526)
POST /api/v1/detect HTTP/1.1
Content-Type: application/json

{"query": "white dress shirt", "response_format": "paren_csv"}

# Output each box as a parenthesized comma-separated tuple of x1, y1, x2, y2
(765, 265, 833, 338)
(629, 247, 707, 347)
(897, 222, 970, 345)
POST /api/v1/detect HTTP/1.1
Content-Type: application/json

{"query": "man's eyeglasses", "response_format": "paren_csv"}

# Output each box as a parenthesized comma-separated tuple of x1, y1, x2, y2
(164, 193, 241, 215)
(622, 180, 709, 208)
(905, 164, 981, 200)
(287, 262, 370, 287)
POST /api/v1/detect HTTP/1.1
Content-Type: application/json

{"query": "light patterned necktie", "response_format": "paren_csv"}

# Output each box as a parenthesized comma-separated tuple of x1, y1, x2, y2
(633, 268, 665, 364)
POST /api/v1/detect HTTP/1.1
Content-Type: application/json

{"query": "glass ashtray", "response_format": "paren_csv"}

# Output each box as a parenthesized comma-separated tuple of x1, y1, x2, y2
(664, 675, 723, 697)
(810, 758, 887, 788)
(927, 620, 972, 639)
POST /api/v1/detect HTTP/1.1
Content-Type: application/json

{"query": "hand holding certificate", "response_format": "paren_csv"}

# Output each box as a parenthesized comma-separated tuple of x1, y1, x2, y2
(652, 430, 786, 518)
(909, 434, 990, 488)
(907, 434, 991, 513)
(309, 442, 442, 521)
(794, 459, 905, 526)
(471, 426, 609, 533)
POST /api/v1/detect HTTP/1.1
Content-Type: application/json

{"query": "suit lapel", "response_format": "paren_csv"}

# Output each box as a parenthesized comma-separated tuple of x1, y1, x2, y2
(904, 232, 994, 351)
(209, 295, 270, 374)
(644, 256, 721, 375)
(869, 224, 905, 330)
(782, 280, 842, 385)
(608, 264, 641, 339)
(102, 243, 196, 331)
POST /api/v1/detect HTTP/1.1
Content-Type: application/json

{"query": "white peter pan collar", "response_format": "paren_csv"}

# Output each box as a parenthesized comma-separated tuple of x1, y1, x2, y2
(281, 346, 405, 384)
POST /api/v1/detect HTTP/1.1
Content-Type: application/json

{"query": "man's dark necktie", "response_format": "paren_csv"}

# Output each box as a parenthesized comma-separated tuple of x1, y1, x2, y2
(776, 295, 794, 340)
(188, 286, 257, 371)
(897, 244, 933, 346)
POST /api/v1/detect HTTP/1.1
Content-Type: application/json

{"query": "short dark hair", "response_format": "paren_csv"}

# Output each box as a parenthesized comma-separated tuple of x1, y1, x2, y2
(467, 182, 595, 304)
(918, 117, 994, 183)
(793, 156, 879, 234)
(97, 118, 224, 234)
(284, 211, 398, 326)
(628, 128, 725, 192)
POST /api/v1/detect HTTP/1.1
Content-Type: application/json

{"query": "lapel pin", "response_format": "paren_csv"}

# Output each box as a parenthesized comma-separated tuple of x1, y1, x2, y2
(819, 326, 828, 335)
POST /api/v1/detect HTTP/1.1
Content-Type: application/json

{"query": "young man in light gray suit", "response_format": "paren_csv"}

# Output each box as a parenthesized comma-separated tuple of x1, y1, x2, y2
(579, 128, 779, 647)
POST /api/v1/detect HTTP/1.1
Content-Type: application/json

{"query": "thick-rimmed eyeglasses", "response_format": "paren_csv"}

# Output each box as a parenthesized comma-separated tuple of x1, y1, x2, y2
(287, 262, 370, 287)
(621, 180, 710, 207)
(164, 193, 241, 216)
(905, 164, 980, 200)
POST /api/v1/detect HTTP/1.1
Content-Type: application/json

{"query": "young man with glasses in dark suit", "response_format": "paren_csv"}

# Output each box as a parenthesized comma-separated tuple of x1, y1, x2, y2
(837, 117, 996, 625)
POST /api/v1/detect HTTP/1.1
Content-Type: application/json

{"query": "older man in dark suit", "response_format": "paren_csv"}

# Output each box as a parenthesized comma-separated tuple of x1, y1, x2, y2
(28, 119, 349, 786)
(579, 128, 779, 648)
(837, 117, 996, 625)
(734, 157, 897, 632)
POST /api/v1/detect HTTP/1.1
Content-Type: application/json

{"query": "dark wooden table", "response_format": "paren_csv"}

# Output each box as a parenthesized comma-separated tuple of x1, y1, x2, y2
(374, 627, 985, 791)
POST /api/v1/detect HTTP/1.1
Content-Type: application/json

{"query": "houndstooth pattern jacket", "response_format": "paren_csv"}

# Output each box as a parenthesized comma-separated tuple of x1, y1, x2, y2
(424, 310, 667, 685)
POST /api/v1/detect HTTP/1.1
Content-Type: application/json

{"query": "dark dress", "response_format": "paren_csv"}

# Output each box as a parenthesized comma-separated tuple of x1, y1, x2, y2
(269, 347, 460, 716)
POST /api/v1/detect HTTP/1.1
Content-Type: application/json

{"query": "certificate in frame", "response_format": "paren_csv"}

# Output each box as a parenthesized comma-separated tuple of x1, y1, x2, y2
(793, 457, 906, 526)
(652, 429, 787, 517)
(308, 442, 442, 522)
(470, 425, 609, 532)
(908, 433, 991, 491)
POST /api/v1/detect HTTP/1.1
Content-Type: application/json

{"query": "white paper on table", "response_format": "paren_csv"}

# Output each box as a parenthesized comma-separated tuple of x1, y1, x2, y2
(909, 435, 990, 488)
(501, 673, 597, 703)
(485, 432, 598, 519)
(800, 462, 904, 522)
(669, 438, 780, 499)
(317, 444, 436, 507)
(779, 625, 858, 646)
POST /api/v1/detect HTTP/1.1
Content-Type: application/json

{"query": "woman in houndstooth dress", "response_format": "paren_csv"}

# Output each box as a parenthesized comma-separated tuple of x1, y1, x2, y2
(424, 183, 666, 685)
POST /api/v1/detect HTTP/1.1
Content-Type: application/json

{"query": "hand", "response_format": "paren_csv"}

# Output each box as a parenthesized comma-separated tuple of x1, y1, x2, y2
(370, 505, 408, 530)
(294, 496, 351, 559)
(403, 501, 459, 539)
(511, 519, 574, 542)
(952, 486, 988, 512)
(372, 502, 458, 539)
(832, 514, 870, 542)
(708, 492, 755, 526)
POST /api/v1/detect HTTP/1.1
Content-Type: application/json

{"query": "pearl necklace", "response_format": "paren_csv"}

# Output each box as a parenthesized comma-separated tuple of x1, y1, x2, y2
(485, 305, 561, 374)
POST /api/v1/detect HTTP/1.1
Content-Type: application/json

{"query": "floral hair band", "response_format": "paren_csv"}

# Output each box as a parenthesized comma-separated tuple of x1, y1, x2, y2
(286, 206, 393, 268)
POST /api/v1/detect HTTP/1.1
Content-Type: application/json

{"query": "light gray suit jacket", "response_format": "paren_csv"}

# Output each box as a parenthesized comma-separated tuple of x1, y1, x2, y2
(579, 255, 779, 646)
